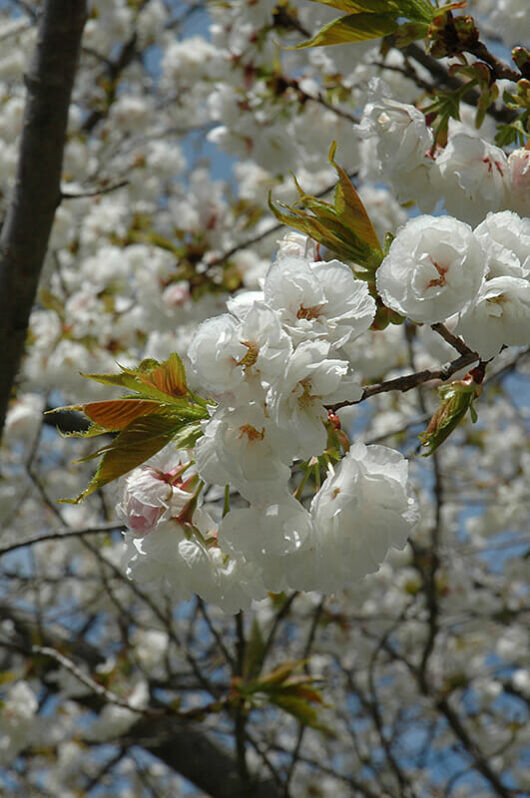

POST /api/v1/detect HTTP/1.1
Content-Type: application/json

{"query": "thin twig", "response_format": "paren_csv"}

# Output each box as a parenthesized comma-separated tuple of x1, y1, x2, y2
(0, 522, 124, 558)
(328, 350, 479, 412)
(32, 644, 164, 716)
(431, 323, 472, 357)
(60, 179, 129, 200)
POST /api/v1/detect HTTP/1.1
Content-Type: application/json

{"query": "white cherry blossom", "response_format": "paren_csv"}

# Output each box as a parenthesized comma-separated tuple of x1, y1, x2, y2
(188, 313, 246, 396)
(358, 78, 436, 209)
(266, 339, 362, 461)
(309, 443, 418, 592)
(264, 255, 375, 347)
(474, 211, 530, 279)
(117, 462, 196, 536)
(505, 148, 530, 218)
(194, 404, 290, 504)
(457, 276, 530, 359)
(376, 215, 487, 323)
(219, 496, 315, 593)
(435, 134, 508, 226)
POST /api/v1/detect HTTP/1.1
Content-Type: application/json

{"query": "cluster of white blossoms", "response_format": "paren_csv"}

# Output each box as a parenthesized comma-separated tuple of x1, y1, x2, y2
(118, 203, 530, 611)
(119, 237, 420, 609)
(359, 80, 530, 224)
(377, 210, 530, 359)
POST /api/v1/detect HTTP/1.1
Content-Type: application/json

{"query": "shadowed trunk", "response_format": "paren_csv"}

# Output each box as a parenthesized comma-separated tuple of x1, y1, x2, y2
(0, 0, 87, 440)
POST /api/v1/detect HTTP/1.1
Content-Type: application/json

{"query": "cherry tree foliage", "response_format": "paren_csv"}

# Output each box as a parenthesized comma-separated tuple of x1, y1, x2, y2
(0, 0, 529, 796)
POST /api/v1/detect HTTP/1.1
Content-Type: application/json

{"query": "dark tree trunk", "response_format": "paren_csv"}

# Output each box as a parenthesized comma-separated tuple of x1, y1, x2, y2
(0, 0, 87, 440)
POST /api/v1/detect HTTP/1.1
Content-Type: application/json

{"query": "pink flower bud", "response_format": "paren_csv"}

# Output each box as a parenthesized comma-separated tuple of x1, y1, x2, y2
(117, 464, 196, 536)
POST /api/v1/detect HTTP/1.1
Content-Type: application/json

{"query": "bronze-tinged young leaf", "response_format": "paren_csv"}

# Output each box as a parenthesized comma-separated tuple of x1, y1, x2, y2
(82, 354, 190, 404)
(137, 352, 187, 398)
(329, 142, 382, 255)
(76, 399, 163, 430)
(269, 194, 373, 266)
(62, 414, 189, 503)
(292, 12, 398, 49)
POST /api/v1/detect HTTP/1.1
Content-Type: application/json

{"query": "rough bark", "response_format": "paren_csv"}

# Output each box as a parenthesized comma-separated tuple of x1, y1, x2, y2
(0, 0, 87, 440)
(125, 717, 282, 798)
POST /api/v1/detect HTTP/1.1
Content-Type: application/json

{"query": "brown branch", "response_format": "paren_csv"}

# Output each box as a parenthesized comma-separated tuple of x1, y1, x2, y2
(328, 350, 479, 412)
(0, 0, 87, 441)
(465, 39, 521, 82)
(431, 323, 472, 356)
(1, 604, 281, 798)
(402, 42, 517, 125)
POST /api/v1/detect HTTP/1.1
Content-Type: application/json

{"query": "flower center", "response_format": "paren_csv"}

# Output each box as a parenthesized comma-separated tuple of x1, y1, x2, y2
(297, 303, 323, 321)
(297, 377, 318, 408)
(237, 341, 259, 368)
(238, 424, 265, 441)
(425, 259, 448, 289)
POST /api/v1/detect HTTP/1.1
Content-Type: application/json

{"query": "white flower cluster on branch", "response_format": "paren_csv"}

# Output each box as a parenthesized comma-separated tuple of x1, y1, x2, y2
(118, 245, 422, 609)
(359, 79, 530, 223)
(377, 210, 530, 358)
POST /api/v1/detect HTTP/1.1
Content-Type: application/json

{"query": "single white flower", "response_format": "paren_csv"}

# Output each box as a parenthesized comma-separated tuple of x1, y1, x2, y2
(474, 211, 530, 279)
(309, 443, 418, 592)
(123, 507, 215, 600)
(457, 275, 530, 359)
(195, 404, 290, 504)
(357, 78, 436, 209)
(219, 496, 314, 593)
(435, 134, 508, 226)
(376, 215, 486, 323)
(266, 339, 362, 462)
(197, 547, 267, 614)
(264, 255, 375, 347)
(188, 302, 292, 401)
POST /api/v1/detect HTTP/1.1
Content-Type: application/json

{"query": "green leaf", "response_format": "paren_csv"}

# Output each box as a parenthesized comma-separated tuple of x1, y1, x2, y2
(255, 660, 303, 689)
(62, 414, 188, 503)
(306, 0, 397, 13)
(171, 420, 204, 449)
(292, 12, 398, 49)
(420, 376, 482, 456)
(269, 694, 321, 727)
(398, 0, 436, 22)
